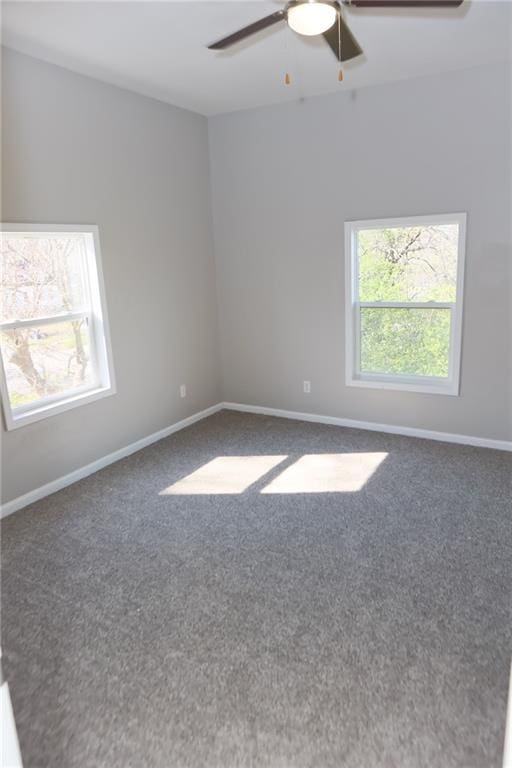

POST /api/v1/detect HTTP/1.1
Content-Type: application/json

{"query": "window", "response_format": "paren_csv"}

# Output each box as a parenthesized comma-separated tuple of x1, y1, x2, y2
(345, 214, 466, 395)
(0, 224, 115, 429)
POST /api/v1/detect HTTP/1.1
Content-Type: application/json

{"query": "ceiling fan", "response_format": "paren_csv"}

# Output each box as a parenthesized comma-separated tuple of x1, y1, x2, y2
(207, 0, 464, 63)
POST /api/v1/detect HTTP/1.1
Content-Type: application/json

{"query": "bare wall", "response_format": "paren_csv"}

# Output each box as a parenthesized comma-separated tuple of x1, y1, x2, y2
(1, 48, 222, 504)
(2, 53, 511, 508)
(208, 62, 512, 442)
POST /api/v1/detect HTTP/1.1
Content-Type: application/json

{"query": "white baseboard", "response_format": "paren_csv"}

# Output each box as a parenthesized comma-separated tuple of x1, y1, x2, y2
(0, 682, 23, 768)
(0, 403, 223, 519)
(504, 663, 512, 768)
(2, 400, 510, 520)
(222, 402, 512, 452)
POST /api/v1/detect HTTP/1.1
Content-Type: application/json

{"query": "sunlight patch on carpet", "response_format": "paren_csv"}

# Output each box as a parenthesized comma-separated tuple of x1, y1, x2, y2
(260, 453, 388, 493)
(160, 455, 287, 495)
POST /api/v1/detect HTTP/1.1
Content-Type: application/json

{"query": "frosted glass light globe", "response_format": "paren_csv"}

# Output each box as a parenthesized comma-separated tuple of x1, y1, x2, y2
(287, 2, 337, 36)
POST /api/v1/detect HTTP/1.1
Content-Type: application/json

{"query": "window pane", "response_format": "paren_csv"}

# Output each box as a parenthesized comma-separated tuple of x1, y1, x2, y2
(360, 307, 451, 378)
(1, 233, 88, 322)
(1, 320, 95, 408)
(357, 224, 459, 302)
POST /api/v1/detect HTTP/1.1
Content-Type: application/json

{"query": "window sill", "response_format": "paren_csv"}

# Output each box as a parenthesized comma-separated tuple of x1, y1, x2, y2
(347, 375, 459, 396)
(3, 384, 116, 431)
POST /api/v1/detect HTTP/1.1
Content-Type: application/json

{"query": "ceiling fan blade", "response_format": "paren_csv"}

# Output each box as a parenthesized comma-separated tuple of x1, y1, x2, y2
(345, 1, 463, 7)
(208, 10, 286, 50)
(323, 14, 363, 62)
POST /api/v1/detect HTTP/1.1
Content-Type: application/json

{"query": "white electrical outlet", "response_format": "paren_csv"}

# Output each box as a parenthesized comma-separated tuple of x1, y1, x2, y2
(180, 384, 187, 398)
(303, 381, 311, 394)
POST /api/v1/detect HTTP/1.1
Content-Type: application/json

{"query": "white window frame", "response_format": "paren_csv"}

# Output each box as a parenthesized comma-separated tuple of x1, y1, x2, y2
(344, 213, 467, 396)
(0, 223, 116, 430)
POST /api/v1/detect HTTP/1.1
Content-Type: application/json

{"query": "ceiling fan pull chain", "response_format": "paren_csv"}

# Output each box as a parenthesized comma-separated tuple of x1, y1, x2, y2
(337, 9, 343, 81)
(283, 29, 292, 86)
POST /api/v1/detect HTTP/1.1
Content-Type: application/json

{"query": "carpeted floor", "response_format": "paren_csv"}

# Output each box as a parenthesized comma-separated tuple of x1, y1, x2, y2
(2, 410, 511, 768)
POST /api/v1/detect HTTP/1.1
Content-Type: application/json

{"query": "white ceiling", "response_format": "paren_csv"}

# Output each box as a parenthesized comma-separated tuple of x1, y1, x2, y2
(1, 0, 511, 115)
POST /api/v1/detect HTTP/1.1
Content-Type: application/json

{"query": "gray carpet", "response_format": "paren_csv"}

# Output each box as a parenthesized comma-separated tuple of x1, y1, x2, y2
(2, 410, 511, 768)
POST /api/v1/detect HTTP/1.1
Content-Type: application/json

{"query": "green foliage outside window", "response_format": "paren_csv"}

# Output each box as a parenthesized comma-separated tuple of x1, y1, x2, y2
(357, 225, 458, 378)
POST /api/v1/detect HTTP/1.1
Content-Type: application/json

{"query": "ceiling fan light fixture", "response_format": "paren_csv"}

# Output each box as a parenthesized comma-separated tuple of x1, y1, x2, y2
(287, 1, 338, 36)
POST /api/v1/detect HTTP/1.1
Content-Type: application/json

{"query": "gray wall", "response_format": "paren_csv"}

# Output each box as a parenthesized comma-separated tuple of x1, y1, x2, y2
(1, 49, 221, 504)
(209, 62, 512, 442)
(2, 53, 510, 506)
